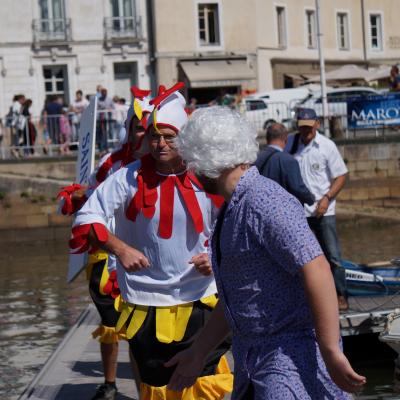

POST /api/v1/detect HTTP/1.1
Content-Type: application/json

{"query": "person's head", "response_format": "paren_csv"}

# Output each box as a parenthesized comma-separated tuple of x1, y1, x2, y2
(148, 124, 180, 164)
(391, 65, 399, 77)
(100, 87, 107, 98)
(176, 106, 258, 194)
(122, 86, 154, 153)
(128, 115, 147, 154)
(266, 123, 288, 149)
(23, 99, 32, 108)
(96, 84, 102, 93)
(113, 95, 119, 103)
(296, 108, 319, 145)
(18, 94, 26, 104)
(146, 83, 187, 168)
(75, 90, 83, 100)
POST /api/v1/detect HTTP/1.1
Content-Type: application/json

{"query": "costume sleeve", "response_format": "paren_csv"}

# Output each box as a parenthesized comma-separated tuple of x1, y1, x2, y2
(86, 152, 112, 196)
(283, 156, 315, 206)
(326, 142, 348, 179)
(260, 194, 323, 275)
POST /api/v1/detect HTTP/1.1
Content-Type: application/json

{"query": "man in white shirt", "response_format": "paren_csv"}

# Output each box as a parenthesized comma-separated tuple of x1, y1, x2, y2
(287, 108, 349, 311)
(71, 84, 232, 399)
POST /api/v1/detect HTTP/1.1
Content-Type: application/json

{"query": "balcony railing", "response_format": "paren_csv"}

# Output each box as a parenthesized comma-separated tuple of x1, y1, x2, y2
(104, 16, 142, 45)
(32, 18, 71, 47)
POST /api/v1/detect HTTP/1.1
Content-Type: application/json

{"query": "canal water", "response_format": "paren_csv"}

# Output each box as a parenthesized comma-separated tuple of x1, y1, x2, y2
(0, 220, 399, 399)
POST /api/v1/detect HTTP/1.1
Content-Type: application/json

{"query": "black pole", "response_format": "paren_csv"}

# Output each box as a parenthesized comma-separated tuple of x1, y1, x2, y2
(146, 0, 157, 95)
(361, 0, 368, 66)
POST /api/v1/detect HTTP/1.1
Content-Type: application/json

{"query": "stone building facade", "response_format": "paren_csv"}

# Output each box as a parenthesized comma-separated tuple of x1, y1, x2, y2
(0, 0, 150, 117)
(2, 0, 400, 115)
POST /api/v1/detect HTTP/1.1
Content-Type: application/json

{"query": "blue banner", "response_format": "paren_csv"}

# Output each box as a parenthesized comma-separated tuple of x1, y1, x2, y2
(347, 93, 400, 129)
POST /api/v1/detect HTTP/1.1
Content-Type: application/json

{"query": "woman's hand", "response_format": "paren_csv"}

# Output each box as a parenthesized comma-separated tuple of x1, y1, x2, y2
(322, 347, 366, 393)
(165, 347, 206, 392)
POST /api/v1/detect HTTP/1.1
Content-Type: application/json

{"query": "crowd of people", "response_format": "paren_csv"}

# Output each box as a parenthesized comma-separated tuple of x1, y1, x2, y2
(57, 82, 366, 400)
(3, 85, 130, 157)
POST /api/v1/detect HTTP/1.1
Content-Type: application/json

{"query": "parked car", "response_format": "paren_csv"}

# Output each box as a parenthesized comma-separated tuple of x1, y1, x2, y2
(249, 88, 310, 107)
(296, 87, 380, 116)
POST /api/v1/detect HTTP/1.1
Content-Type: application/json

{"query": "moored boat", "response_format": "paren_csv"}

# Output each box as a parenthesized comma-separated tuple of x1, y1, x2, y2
(343, 258, 400, 296)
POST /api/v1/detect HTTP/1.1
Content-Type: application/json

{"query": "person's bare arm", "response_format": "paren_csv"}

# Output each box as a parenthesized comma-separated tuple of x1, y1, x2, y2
(302, 255, 366, 392)
(165, 301, 230, 391)
(315, 173, 347, 218)
(88, 226, 150, 272)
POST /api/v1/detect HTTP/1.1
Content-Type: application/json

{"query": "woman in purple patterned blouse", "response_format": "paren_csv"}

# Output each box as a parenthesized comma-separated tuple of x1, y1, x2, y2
(165, 107, 366, 399)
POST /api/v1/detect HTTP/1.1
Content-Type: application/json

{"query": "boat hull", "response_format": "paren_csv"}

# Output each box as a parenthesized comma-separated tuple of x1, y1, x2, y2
(343, 259, 400, 297)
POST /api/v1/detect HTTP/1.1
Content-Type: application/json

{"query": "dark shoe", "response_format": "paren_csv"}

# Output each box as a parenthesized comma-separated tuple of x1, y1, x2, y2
(91, 383, 117, 400)
(338, 296, 349, 312)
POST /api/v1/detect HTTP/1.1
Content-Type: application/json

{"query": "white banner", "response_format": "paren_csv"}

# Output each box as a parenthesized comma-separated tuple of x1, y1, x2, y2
(67, 96, 97, 283)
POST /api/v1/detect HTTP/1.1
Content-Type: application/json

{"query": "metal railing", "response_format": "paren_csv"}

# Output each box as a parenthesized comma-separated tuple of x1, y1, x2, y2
(32, 18, 72, 45)
(237, 96, 400, 140)
(1, 110, 121, 160)
(104, 16, 142, 43)
(1, 98, 400, 160)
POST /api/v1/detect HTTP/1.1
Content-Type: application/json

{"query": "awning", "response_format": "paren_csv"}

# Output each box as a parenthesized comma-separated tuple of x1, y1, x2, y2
(307, 64, 370, 83)
(180, 59, 256, 88)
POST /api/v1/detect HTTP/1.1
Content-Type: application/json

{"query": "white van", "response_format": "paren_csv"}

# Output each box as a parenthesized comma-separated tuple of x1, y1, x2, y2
(249, 88, 310, 108)
(240, 97, 292, 133)
(240, 88, 311, 133)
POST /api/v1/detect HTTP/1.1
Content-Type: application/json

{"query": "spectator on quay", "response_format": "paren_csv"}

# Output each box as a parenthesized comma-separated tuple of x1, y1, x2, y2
(389, 65, 400, 91)
(97, 87, 114, 153)
(45, 95, 63, 144)
(21, 99, 37, 155)
(255, 123, 315, 205)
(96, 84, 103, 98)
(112, 96, 127, 143)
(0, 118, 3, 149)
(6, 94, 25, 156)
(287, 108, 349, 311)
(166, 106, 366, 398)
(70, 89, 89, 139)
(186, 97, 197, 115)
(40, 100, 52, 155)
(59, 108, 72, 155)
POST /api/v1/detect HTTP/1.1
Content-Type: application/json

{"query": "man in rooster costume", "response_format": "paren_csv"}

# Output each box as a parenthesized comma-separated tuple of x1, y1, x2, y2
(71, 83, 233, 400)
(59, 87, 153, 400)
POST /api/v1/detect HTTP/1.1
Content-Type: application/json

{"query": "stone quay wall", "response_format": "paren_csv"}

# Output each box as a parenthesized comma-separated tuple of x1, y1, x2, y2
(337, 139, 400, 205)
(0, 139, 399, 229)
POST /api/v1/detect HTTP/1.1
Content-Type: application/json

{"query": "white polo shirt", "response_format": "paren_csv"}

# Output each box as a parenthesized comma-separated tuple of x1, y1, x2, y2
(288, 132, 348, 217)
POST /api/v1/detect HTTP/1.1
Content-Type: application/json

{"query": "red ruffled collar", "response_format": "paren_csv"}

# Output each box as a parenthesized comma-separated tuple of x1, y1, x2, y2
(126, 154, 223, 239)
(96, 143, 136, 184)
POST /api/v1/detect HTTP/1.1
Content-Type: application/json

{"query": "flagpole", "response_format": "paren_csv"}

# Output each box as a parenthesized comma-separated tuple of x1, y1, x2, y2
(315, 0, 330, 137)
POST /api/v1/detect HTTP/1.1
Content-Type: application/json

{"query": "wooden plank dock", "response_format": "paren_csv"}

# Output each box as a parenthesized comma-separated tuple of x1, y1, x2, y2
(18, 305, 233, 400)
(19, 305, 139, 400)
(19, 296, 400, 399)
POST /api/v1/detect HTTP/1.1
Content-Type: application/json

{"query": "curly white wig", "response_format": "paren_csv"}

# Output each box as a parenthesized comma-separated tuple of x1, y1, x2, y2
(176, 106, 259, 178)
